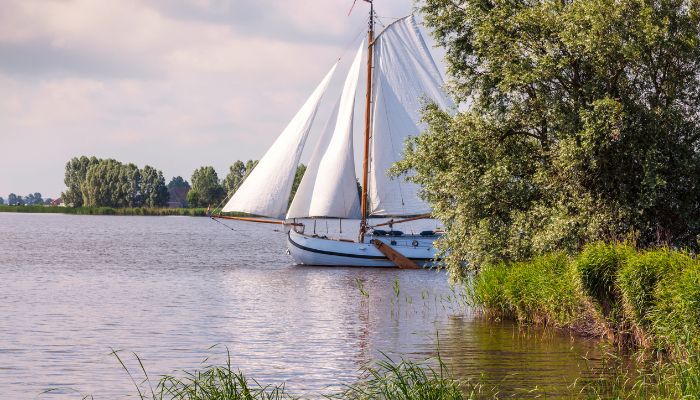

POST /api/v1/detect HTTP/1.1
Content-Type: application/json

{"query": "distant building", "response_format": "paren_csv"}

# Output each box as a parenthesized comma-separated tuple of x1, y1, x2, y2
(51, 198, 64, 207)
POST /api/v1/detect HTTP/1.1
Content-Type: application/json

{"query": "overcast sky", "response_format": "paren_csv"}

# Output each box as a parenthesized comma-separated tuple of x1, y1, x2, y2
(0, 0, 446, 198)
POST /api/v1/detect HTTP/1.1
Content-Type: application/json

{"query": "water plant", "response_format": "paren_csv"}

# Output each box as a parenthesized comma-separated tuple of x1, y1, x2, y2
(334, 353, 465, 400)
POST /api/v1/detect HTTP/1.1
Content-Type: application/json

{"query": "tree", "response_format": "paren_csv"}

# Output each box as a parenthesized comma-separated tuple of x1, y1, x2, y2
(223, 160, 247, 196)
(245, 159, 258, 173)
(7, 193, 19, 206)
(189, 166, 225, 207)
(395, 0, 700, 277)
(24, 192, 43, 205)
(167, 176, 191, 207)
(140, 165, 169, 207)
(288, 164, 306, 206)
(62, 156, 100, 206)
(81, 159, 142, 207)
(0, 197, 4, 205)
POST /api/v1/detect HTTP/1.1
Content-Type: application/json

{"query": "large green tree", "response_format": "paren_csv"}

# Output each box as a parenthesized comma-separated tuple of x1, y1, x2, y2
(82, 159, 136, 207)
(395, 0, 700, 277)
(62, 156, 100, 206)
(222, 160, 259, 196)
(140, 165, 169, 207)
(188, 166, 225, 207)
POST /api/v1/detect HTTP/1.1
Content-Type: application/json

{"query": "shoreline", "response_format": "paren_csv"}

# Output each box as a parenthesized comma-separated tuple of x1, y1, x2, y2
(0, 205, 246, 217)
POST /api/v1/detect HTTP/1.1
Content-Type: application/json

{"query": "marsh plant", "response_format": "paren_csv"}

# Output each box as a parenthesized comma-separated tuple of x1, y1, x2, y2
(109, 349, 466, 400)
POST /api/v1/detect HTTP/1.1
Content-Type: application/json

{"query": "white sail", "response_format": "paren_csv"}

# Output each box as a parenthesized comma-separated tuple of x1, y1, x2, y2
(368, 15, 454, 216)
(286, 99, 339, 219)
(287, 44, 363, 219)
(222, 62, 338, 218)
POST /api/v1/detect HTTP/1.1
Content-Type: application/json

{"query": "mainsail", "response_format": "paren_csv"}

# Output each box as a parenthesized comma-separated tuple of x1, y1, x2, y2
(221, 63, 338, 218)
(368, 15, 454, 217)
(287, 45, 363, 219)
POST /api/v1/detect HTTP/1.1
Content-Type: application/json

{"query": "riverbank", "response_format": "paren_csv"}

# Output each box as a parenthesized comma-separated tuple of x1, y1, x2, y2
(469, 242, 700, 398)
(0, 205, 245, 217)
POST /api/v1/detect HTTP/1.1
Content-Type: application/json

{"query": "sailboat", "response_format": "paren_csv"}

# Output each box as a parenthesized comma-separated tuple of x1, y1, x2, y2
(214, 3, 453, 268)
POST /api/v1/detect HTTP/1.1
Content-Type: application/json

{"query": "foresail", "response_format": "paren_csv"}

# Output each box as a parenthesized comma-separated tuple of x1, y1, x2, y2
(286, 99, 339, 219)
(222, 62, 338, 218)
(286, 44, 363, 219)
(369, 15, 454, 217)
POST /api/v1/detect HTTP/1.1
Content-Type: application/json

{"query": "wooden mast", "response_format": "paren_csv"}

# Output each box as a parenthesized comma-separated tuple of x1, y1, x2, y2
(359, 0, 374, 243)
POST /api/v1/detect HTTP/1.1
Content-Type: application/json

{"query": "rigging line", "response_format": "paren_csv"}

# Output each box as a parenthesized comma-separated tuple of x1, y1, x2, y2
(209, 216, 253, 239)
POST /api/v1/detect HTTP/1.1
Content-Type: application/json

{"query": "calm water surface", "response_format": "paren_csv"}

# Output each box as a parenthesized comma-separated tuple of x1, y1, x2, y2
(0, 213, 602, 398)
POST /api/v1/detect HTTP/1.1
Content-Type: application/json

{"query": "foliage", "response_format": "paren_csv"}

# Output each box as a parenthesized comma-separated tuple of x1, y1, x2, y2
(167, 176, 191, 208)
(617, 249, 693, 337)
(7, 193, 23, 206)
(574, 242, 635, 320)
(23, 192, 43, 205)
(471, 242, 700, 357)
(335, 353, 464, 400)
(0, 205, 245, 216)
(188, 166, 226, 208)
(82, 160, 140, 207)
(396, 0, 700, 275)
(472, 253, 581, 327)
(288, 164, 306, 206)
(62, 156, 99, 206)
(4, 193, 46, 206)
(223, 161, 247, 196)
(111, 349, 466, 400)
(140, 165, 169, 208)
(62, 156, 169, 208)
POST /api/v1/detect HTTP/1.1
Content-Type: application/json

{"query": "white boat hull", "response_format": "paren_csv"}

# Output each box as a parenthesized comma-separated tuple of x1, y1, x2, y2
(287, 229, 439, 267)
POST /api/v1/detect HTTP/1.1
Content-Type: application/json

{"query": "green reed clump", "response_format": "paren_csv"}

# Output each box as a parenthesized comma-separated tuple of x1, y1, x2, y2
(617, 249, 695, 346)
(471, 253, 580, 327)
(648, 265, 700, 355)
(113, 349, 292, 400)
(469, 262, 511, 318)
(110, 348, 472, 400)
(335, 353, 466, 400)
(574, 242, 634, 321)
(471, 242, 700, 358)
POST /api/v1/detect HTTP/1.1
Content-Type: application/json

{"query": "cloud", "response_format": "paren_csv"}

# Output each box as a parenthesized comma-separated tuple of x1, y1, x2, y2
(0, 0, 436, 197)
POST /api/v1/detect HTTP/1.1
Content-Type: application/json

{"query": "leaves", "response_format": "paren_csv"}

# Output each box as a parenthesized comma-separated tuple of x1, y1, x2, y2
(404, 0, 700, 275)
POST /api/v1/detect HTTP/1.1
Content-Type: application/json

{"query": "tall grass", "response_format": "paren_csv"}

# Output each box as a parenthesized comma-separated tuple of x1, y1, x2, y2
(334, 353, 466, 400)
(110, 349, 467, 400)
(472, 253, 581, 327)
(470, 242, 700, 357)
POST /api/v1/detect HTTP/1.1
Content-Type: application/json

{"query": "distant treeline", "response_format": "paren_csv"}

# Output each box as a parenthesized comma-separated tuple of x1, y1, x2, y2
(53, 156, 306, 210)
(0, 193, 53, 206)
(0, 205, 248, 217)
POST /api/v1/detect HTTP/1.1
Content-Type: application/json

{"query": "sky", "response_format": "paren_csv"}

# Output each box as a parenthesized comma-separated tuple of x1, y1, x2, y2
(0, 0, 446, 199)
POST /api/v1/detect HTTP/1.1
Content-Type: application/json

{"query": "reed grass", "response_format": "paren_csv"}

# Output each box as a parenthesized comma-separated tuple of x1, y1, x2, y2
(110, 348, 470, 400)
(472, 253, 581, 327)
(471, 242, 700, 358)
(333, 353, 466, 400)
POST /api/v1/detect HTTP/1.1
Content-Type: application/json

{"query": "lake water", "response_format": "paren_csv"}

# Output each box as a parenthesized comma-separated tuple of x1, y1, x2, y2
(0, 213, 603, 398)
